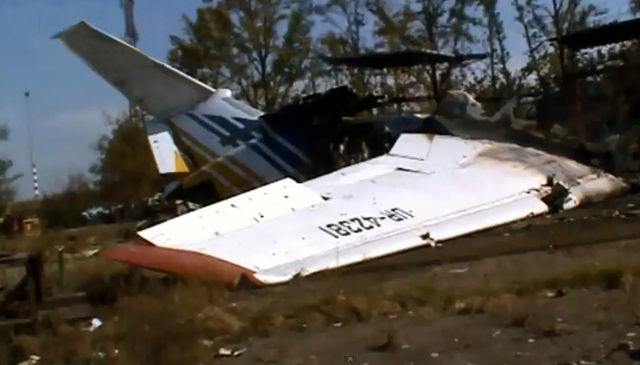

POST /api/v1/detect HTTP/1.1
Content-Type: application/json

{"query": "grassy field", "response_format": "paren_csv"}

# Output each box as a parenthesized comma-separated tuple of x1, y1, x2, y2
(2, 195, 640, 364)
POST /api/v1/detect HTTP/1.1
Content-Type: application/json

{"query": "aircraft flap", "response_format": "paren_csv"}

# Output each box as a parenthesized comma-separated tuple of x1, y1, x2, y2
(54, 21, 214, 117)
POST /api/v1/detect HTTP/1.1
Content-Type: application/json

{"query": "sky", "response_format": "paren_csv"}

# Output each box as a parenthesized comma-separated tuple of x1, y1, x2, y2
(0, 0, 202, 200)
(0, 0, 634, 200)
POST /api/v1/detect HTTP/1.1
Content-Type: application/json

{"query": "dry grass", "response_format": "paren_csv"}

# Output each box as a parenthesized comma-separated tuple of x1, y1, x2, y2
(5, 231, 640, 364)
(0, 223, 135, 255)
(6, 264, 640, 365)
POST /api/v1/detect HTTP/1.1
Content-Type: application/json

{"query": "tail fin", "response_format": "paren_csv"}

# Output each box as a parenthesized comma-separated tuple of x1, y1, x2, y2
(54, 21, 214, 118)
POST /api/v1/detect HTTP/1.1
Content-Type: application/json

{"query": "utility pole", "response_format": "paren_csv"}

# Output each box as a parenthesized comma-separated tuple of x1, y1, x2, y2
(24, 91, 40, 199)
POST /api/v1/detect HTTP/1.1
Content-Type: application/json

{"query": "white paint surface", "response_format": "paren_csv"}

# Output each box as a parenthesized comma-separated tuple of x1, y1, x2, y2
(139, 134, 628, 284)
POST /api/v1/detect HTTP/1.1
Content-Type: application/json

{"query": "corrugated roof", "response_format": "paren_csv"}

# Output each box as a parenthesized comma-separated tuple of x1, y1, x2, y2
(322, 50, 487, 69)
(552, 17, 640, 50)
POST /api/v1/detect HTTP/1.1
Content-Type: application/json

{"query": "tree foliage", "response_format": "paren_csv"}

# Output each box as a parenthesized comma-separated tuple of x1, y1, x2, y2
(168, 0, 316, 112)
(39, 173, 98, 228)
(91, 114, 160, 205)
(319, 0, 371, 93)
(632, 0, 640, 15)
(512, 0, 606, 88)
(0, 125, 22, 214)
(479, 0, 512, 93)
(365, 0, 486, 105)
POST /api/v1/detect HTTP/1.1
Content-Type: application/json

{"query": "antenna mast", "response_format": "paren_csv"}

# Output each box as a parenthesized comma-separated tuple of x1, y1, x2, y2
(120, 0, 140, 118)
(24, 91, 40, 199)
(120, 0, 139, 47)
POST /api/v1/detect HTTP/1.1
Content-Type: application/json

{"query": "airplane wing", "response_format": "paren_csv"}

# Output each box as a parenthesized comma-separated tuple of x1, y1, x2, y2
(101, 133, 627, 286)
(54, 21, 214, 118)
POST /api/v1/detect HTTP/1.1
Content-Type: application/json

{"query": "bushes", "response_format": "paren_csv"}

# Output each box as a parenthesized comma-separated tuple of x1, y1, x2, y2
(39, 174, 100, 229)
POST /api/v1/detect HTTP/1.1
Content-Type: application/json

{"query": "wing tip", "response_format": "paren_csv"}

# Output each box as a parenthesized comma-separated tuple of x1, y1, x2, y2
(51, 20, 91, 40)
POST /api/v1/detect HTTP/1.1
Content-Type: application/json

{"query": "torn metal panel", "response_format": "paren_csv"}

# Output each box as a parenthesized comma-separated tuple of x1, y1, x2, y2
(322, 50, 488, 69)
(551, 17, 640, 50)
(102, 134, 628, 286)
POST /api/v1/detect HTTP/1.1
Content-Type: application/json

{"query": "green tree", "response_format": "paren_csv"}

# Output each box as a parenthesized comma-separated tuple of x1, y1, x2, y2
(39, 173, 99, 228)
(168, 0, 316, 112)
(91, 113, 160, 205)
(319, 0, 372, 93)
(513, 0, 605, 87)
(512, 0, 548, 88)
(545, 0, 606, 81)
(480, 0, 512, 94)
(0, 125, 22, 214)
(368, 0, 482, 101)
(632, 0, 640, 15)
(321, 0, 368, 55)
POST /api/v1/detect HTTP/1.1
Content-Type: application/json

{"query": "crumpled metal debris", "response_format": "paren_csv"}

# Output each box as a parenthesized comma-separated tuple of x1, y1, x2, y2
(82, 317, 103, 332)
(448, 267, 469, 274)
(17, 355, 40, 365)
(216, 346, 247, 357)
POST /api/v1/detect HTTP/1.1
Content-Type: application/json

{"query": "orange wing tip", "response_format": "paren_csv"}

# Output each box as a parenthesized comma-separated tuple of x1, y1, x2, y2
(100, 243, 264, 287)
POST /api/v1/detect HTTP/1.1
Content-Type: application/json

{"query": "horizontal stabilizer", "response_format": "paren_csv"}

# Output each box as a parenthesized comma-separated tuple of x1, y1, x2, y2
(54, 21, 214, 117)
(101, 134, 628, 286)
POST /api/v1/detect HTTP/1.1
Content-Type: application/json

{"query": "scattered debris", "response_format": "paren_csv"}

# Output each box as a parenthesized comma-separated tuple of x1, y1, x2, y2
(454, 301, 468, 314)
(17, 355, 41, 365)
(199, 339, 215, 348)
(612, 210, 625, 218)
(75, 247, 101, 259)
(542, 289, 566, 298)
(448, 267, 469, 274)
(333, 322, 344, 327)
(492, 329, 502, 337)
(430, 352, 439, 358)
(83, 317, 103, 332)
(527, 338, 536, 343)
(216, 346, 247, 357)
(627, 332, 637, 337)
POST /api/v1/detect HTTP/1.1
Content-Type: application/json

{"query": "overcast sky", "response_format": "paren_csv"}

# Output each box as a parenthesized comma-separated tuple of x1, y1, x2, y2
(0, 0, 633, 200)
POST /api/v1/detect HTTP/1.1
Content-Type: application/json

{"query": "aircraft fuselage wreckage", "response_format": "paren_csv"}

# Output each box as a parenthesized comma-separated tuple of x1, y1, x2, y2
(56, 21, 629, 286)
